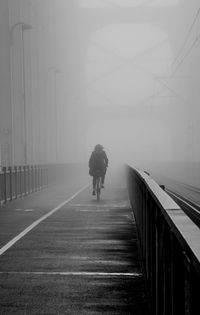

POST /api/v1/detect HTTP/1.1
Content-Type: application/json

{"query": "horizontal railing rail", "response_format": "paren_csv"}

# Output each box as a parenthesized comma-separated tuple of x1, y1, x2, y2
(127, 165, 200, 315)
(0, 163, 84, 205)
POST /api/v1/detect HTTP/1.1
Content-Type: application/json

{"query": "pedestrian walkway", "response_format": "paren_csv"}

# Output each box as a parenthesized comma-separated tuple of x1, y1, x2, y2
(0, 174, 149, 314)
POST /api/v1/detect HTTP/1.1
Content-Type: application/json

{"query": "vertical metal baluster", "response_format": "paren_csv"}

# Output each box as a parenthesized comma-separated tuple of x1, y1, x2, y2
(9, 166, 12, 201)
(0, 168, 2, 205)
(3, 167, 7, 204)
(19, 166, 22, 198)
(27, 165, 30, 194)
(14, 166, 18, 199)
(32, 165, 35, 192)
(35, 165, 38, 191)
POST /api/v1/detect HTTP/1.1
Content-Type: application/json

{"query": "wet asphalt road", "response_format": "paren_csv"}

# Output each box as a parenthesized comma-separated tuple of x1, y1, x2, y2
(0, 175, 149, 314)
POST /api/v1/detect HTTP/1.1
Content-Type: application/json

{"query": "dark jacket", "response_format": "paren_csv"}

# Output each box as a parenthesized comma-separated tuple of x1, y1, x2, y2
(89, 150, 108, 174)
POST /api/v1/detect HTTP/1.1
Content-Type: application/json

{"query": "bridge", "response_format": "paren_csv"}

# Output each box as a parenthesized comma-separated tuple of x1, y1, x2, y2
(0, 1, 200, 314)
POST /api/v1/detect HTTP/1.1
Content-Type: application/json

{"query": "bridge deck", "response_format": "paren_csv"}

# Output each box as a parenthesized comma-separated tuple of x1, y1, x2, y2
(0, 176, 149, 314)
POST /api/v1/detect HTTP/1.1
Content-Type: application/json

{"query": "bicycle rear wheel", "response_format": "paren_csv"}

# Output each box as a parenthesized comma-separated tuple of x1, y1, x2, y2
(96, 177, 101, 201)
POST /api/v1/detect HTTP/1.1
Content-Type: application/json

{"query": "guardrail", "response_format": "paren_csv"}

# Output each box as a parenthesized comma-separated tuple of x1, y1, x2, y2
(0, 163, 84, 205)
(127, 165, 200, 315)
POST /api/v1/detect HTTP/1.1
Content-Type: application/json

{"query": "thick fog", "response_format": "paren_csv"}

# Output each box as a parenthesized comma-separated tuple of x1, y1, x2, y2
(1, 0, 200, 185)
(85, 22, 173, 168)
(81, 0, 200, 182)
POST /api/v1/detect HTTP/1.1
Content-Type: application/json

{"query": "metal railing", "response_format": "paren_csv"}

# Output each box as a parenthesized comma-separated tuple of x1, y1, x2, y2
(0, 163, 84, 205)
(127, 165, 200, 315)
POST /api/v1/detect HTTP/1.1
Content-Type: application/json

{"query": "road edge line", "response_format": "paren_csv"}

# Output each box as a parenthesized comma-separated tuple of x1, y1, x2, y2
(0, 183, 90, 256)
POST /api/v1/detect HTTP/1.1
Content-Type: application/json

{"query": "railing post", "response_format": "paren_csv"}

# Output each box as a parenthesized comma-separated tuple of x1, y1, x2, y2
(33, 165, 36, 192)
(32, 165, 35, 192)
(23, 165, 27, 195)
(30, 165, 33, 193)
(3, 167, 7, 204)
(41, 165, 44, 188)
(183, 251, 192, 315)
(169, 230, 175, 315)
(19, 166, 22, 198)
(155, 211, 161, 315)
(0, 168, 2, 205)
(14, 166, 18, 199)
(39, 165, 41, 190)
(26, 165, 30, 194)
(8, 166, 12, 201)
(35, 165, 38, 191)
(43, 165, 46, 187)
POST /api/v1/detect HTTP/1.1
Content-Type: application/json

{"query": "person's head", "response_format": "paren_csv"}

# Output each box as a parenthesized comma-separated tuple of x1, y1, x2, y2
(94, 144, 103, 152)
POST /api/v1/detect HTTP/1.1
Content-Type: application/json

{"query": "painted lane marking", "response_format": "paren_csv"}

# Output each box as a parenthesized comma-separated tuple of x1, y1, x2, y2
(75, 209, 116, 212)
(0, 183, 90, 256)
(70, 203, 129, 208)
(0, 271, 142, 277)
(16, 209, 34, 212)
(75, 210, 132, 215)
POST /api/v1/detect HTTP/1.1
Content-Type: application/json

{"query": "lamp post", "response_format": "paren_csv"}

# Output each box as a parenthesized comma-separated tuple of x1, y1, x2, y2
(10, 22, 33, 165)
(21, 23, 33, 165)
(47, 67, 61, 162)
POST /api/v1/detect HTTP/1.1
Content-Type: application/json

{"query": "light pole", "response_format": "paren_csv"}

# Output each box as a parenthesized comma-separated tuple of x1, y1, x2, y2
(47, 67, 61, 162)
(21, 23, 33, 165)
(10, 22, 33, 165)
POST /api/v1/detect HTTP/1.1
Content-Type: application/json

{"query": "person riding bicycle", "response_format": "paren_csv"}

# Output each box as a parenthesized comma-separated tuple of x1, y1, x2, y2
(89, 144, 108, 195)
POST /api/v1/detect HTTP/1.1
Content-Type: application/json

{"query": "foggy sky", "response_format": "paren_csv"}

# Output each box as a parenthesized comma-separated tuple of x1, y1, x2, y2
(50, 0, 200, 172)
(3, 0, 200, 178)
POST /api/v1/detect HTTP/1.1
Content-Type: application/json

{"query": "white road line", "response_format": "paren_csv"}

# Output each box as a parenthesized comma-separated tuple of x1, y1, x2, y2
(0, 183, 90, 256)
(0, 271, 141, 277)
(71, 204, 128, 208)
(16, 209, 34, 212)
(75, 209, 129, 212)
(76, 209, 112, 212)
